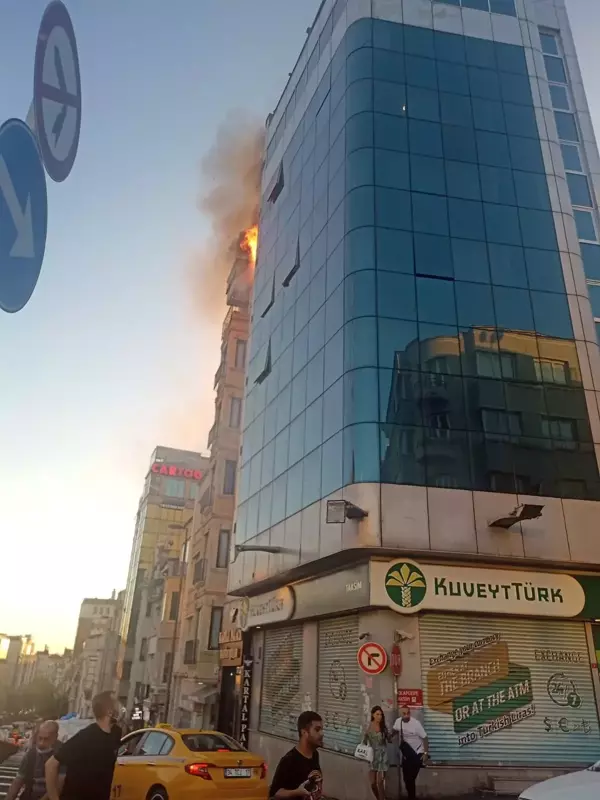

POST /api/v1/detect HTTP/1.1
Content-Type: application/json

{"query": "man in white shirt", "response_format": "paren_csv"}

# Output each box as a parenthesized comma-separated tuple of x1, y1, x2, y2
(393, 706, 429, 799)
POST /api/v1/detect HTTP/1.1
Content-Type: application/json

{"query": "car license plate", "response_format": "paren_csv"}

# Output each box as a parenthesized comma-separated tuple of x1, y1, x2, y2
(224, 767, 251, 778)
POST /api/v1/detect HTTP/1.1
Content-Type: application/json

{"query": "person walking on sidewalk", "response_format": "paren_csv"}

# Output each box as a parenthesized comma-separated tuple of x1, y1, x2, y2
(363, 705, 390, 800)
(269, 711, 324, 798)
(45, 691, 122, 800)
(393, 705, 429, 799)
(5, 721, 62, 800)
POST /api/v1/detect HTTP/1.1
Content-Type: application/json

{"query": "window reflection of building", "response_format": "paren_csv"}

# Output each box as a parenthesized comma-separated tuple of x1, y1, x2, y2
(381, 327, 599, 499)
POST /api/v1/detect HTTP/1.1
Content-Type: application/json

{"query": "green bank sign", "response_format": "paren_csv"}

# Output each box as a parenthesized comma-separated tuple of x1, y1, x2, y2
(371, 560, 589, 618)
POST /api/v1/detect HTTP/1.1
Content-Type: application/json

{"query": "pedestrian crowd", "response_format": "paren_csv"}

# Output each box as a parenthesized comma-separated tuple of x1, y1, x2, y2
(5, 692, 428, 800)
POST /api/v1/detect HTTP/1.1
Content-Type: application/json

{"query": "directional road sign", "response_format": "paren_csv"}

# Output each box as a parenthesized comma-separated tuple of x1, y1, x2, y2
(0, 119, 48, 313)
(33, 1, 81, 182)
(357, 642, 388, 676)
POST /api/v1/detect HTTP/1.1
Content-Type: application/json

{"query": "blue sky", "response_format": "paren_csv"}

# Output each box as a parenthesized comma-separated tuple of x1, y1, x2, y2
(0, 1, 598, 652)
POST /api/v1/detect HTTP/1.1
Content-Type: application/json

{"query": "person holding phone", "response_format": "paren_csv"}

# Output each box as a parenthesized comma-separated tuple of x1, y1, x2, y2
(269, 711, 324, 798)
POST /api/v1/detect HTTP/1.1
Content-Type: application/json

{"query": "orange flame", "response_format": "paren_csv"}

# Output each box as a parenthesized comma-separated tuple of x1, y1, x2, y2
(242, 225, 258, 267)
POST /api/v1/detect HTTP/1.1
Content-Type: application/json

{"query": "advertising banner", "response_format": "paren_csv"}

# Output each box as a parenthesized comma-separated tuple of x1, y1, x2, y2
(420, 616, 600, 765)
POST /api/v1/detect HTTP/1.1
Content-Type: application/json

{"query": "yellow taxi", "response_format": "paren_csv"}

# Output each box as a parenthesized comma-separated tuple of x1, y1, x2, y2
(111, 726, 268, 800)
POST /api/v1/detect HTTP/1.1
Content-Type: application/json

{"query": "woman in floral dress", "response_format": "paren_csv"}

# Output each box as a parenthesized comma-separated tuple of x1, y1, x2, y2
(363, 705, 390, 800)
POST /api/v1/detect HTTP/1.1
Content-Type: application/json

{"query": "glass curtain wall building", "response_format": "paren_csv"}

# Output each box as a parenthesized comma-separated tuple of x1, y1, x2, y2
(229, 2, 600, 794)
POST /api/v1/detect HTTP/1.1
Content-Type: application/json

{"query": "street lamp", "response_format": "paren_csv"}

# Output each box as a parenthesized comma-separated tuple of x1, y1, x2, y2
(163, 517, 193, 722)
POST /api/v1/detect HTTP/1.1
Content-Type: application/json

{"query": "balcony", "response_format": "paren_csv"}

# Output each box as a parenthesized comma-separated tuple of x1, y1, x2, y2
(207, 422, 218, 451)
(213, 361, 225, 389)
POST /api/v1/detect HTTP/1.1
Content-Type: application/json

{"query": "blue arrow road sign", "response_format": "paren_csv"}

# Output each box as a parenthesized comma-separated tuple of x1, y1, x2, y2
(0, 119, 48, 313)
(34, 1, 81, 182)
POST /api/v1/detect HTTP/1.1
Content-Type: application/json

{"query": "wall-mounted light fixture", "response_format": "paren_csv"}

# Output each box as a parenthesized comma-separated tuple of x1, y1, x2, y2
(326, 499, 368, 524)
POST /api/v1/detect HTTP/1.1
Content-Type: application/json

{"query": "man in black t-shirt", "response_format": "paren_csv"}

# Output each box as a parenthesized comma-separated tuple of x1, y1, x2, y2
(45, 691, 122, 800)
(269, 711, 324, 799)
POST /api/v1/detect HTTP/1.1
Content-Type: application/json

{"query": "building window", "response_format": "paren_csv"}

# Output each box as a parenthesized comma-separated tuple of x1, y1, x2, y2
(189, 482, 199, 500)
(541, 416, 577, 446)
(193, 558, 206, 584)
(229, 396, 242, 429)
(162, 652, 172, 684)
(122, 661, 132, 681)
(183, 640, 196, 665)
(476, 351, 516, 379)
(534, 358, 568, 385)
(139, 638, 148, 662)
(164, 478, 185, 498)
(168, 592, 180, 622)
(268, 162, 284, 204)
(208, 607, 223, 651)
(223, 460, 237, 495)
(235, 339, 247, 369)
(216, 530, 231, 569)
(481, 409, 522, 439)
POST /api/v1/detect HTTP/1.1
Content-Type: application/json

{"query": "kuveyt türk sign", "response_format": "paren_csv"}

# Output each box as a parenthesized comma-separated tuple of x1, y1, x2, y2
(370, 560, 586, 618)
(238, 657, 253, 749)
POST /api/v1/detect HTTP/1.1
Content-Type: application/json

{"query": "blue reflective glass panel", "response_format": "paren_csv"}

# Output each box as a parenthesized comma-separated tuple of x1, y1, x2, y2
(416, 277, 457, 325)
(374, 113, 408, 152)
(455, 281, 495, 328)
(518, 209, 557, 251)
(574, 210, 597, 242)
(484, 204, 522, 246)
(567, 173, 593, 207)
(549, 84, 569, 111)
(411, 154, 446, 195)
(554, 112, 579, 142)
(494, 286, 534, 331)
(446, 160, 481, 201)
(544, 55, 567, 84)
(524, 249, 565, 293)
(412, 193, 449, 236)
(376, 228, 414, 274)
(448, 198, 485, 241)
(375, 149, 410, 190)
(479, 165, 516, 205)
(488, 243, 527, 288)
(452, 239, 490, 283)
(581, 243, 600, 281)
(530, 291, 573, 338)
(561, 143, 582, 172)
(414, 233, 453, 279)
(373, 48, 405, 83)
(377, 272, 417, 320)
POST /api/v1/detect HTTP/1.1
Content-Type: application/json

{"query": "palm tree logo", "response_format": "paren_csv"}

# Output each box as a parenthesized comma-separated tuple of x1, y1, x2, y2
(385, 562, 427, 609)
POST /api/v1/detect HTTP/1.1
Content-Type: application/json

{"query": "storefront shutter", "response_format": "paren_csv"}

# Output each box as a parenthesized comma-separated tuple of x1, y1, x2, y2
(317, 615, 362, 755)
(260, 625, 303, 740)
(419, 614, 600, 766)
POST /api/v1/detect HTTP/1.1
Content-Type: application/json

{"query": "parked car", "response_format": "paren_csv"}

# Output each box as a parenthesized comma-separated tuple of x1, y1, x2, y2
(519, 761, 600, 799)
(111, 726, 268, 799)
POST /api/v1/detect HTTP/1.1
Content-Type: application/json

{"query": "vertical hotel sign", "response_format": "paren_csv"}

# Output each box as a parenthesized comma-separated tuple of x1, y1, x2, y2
(239, 657, 253, 749)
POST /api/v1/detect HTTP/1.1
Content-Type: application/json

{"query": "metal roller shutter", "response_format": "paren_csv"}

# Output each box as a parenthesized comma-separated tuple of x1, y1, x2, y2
(317, 615, 362, 755)
(419, 614, 600, 766)
(260, 625, 303, 740)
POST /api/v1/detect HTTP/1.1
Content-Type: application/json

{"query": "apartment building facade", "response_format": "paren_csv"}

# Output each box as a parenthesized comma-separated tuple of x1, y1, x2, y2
(229, 1, 600, 797)
(171, 245, 251, 729)
(118, 446, 208, 712)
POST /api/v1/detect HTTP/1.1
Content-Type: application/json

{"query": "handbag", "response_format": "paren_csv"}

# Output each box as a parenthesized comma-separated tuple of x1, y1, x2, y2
(354, 742, 374, 763)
